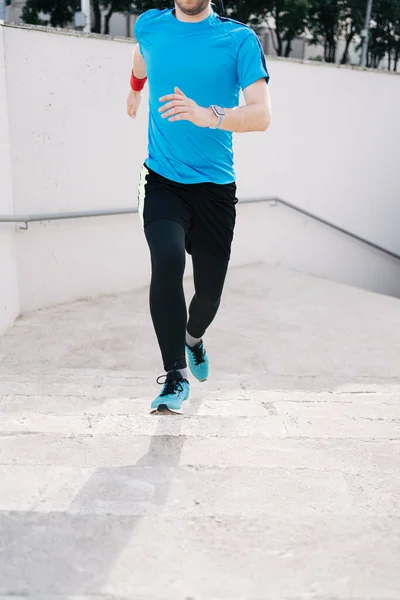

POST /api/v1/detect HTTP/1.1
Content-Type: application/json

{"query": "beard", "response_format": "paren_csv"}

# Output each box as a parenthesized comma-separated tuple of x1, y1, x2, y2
(175, 0, 210, 16)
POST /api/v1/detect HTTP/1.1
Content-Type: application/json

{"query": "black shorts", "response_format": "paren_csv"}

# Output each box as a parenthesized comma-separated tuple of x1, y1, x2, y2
(137, 164, 238, 260)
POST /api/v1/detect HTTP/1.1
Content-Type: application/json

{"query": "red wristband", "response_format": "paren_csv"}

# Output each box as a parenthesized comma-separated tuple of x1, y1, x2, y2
(130, 70, 147, 92)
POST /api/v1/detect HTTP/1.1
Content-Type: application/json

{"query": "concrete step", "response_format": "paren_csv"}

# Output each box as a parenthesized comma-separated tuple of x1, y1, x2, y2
(0, 511, 398, 600)
(1, 430, 400, 468)
(1, 463, 399, 516)
(0, 410, 399, 439)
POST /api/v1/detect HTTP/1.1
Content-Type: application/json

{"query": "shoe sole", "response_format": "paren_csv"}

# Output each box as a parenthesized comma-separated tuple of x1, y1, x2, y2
(150, 401, 186, 415)
(190, 375, 208, 383)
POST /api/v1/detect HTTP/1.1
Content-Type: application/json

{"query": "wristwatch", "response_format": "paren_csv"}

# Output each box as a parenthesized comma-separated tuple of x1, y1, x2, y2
(209, 105, 225, 129)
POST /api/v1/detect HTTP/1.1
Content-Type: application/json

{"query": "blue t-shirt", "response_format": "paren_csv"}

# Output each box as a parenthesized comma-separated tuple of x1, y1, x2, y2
(134, 9, 269, 184)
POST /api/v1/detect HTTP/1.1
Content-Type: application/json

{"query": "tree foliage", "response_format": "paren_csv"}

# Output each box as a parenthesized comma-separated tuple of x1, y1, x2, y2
(132, 0, 171, 11)
(223, 0, 269, 26)
(101, 0, 133, 34)
(21, 0, 133, 32)
(21, 0, 79, 27)
(367, 0, 400, 69)
(338, 0, 365, 64)
(307, 0, 344, 62)
(267, 0, 309, 58)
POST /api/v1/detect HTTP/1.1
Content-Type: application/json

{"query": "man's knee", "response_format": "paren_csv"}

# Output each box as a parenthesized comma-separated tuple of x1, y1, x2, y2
(145, 220, 186, 274)
(196, 290, 221, 311)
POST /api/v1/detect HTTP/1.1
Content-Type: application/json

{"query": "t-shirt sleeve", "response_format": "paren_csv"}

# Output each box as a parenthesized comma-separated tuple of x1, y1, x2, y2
(133, 12, 145, 46)
(236, 28, 270, 90)
(133, 10, 154, 49)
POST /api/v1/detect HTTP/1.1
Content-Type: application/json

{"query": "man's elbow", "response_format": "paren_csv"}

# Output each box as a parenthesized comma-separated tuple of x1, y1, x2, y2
(258, 108, 271, 132)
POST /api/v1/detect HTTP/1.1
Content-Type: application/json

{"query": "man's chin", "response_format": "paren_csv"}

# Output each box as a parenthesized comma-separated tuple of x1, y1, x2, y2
(175, 0, 210, 17)
(182, 9, 203, 15)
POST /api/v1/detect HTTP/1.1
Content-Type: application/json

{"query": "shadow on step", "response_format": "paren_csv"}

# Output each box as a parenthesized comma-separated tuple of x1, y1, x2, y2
(0, 399, 203, 597)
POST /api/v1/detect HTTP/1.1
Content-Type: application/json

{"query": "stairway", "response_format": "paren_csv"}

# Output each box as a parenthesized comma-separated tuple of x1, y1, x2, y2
(1, 263, 399, 599)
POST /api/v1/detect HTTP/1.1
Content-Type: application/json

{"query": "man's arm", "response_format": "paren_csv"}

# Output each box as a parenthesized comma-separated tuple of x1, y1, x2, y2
(158, 79, 271, 132)
(218, 79, 271, 133)
(127, 45, 147, 119)
(132, 44, 147, 79)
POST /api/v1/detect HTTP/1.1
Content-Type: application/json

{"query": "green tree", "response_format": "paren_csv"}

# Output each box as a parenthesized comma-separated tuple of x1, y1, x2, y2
(366, 0, 388, 67)
(21, 0, 79, 27)
(223, 1, 269, 25)
(91, 0, 102, 32)
(307, 0, 342, 62)
(367, 0, 400, 70)
(101, 0, 134, 34)
(307, 0, 367, 64)
(266, 0, 309, 57)
(339, 0, 364, 64)
(21, 0, 134, 33)
(393, 20, 400, 70)
(21, 0, 43, 25)
(307, 0, 400, 69)
(132, 0, 171, 11)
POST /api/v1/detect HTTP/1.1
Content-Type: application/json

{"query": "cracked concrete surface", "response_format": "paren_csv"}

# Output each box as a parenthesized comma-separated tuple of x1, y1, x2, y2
(0, 263, 400, 599)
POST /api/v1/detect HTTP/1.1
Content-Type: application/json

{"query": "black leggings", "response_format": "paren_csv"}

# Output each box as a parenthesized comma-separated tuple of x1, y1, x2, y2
(145, 219, 229, 371)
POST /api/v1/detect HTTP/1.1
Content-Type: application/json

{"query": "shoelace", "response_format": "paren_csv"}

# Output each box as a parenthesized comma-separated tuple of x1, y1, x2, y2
(188, 343, 205, 366)
(156, 373, 184, 397)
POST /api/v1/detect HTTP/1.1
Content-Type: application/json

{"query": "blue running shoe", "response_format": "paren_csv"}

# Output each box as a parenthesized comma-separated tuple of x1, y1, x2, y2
(150, 370, 190, 414)
(186, 340, 209, 382)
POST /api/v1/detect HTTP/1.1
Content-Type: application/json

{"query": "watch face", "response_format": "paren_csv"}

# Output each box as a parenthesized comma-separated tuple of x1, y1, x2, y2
(215, 106, 225, 116)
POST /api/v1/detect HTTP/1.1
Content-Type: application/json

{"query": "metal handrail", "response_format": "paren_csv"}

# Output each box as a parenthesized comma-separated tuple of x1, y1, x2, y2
(0, 207, 137, 230)
(1, 197, 399, 262)
(264, 197, 400, 262)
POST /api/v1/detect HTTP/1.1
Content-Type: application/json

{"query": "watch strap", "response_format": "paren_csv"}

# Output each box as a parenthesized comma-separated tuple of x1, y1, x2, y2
(209, 105, 225, 129)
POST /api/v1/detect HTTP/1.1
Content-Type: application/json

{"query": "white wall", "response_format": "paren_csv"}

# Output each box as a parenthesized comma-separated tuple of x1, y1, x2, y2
(234, 59, 400, 255)
(0, 24, 19, 334)
(5, 27, 145, 217)
(1, 24, 400, 320)
(16, 215, 149, 312)
(232, 202, 400, 299)
(4, 24, 147, 314)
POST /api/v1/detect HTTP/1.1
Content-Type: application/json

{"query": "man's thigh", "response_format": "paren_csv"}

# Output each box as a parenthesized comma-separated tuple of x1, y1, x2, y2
(187, 180, 238, 260)
(138, 164, 192, 234)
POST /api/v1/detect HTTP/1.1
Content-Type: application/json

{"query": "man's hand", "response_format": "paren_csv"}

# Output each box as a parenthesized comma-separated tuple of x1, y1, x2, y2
(159, 87, 217, 128)
(127, 89, 142, 119)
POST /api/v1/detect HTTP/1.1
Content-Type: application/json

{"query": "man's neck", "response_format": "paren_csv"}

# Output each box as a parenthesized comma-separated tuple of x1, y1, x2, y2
(174, 4, 212, 23)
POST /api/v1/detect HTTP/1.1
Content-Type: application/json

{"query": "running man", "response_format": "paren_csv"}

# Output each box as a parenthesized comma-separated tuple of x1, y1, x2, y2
(127, 0, 271, 413)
